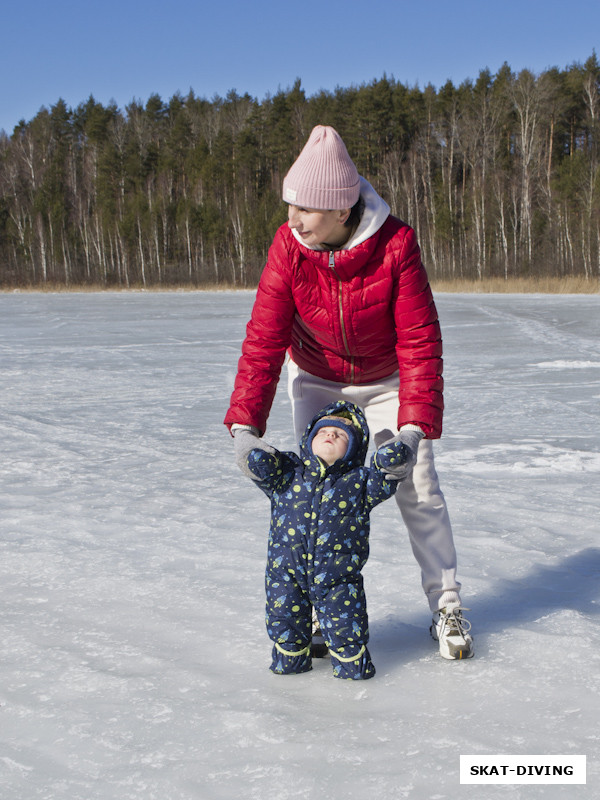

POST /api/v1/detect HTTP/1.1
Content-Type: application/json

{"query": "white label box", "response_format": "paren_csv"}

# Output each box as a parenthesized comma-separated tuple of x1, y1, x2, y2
(460, 755, 586, 784)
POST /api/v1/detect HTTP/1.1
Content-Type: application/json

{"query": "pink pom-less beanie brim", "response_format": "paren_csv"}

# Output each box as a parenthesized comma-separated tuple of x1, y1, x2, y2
(282, 125, 360, 210)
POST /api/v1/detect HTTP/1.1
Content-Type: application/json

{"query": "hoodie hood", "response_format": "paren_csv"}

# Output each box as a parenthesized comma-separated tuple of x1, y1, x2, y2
(300, 400, 369, 471)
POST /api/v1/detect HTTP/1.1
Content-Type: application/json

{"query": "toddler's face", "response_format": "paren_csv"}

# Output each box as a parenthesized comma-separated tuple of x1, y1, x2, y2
(311, 426, 349, 465)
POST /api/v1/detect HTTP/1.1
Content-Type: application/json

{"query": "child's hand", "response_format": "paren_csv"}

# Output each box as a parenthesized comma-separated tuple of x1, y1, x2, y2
(374, 429, 423, 482)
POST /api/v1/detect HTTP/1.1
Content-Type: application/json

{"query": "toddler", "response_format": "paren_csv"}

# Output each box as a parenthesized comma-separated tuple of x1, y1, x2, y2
(237, 399, 409, 680)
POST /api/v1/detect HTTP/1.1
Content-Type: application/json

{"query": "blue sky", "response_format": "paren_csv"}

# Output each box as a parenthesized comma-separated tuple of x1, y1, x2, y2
(1, 0, 598, 135)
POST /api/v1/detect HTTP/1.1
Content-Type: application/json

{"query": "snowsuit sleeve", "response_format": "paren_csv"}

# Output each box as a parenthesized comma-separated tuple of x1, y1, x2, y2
(246, 448, 298, 498)
(224, 229, 297, 435)
(363, 454, 400, 509)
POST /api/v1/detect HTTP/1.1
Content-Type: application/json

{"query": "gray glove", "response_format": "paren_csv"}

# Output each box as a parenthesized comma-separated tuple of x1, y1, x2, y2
(232, 426, 276, 480)
(376, 428, 424, 482)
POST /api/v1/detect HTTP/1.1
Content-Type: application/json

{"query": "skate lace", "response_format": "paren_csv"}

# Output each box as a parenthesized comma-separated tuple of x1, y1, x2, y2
(441, 607, 472, 637)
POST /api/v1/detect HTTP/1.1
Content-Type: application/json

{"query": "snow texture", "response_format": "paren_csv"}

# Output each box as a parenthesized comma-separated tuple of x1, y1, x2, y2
(1, 290, 599, 799)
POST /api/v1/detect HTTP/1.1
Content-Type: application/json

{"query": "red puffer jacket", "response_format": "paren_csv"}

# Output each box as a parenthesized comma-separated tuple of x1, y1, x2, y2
(224, 215, 444, 438)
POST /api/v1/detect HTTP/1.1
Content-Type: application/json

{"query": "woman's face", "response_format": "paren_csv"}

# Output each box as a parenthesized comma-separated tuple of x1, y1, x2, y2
(287, 205, 350, 248)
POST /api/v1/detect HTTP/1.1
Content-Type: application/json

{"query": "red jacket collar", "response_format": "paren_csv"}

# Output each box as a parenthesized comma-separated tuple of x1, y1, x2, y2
(283, 220, 388, 281)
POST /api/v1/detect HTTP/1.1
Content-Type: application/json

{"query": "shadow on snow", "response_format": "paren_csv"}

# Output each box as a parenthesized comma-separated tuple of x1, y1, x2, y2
(371, 547, 600, 668)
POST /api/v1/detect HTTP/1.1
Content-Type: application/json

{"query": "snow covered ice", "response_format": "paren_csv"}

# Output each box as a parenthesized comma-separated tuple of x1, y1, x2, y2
(1, 290, 599, 800)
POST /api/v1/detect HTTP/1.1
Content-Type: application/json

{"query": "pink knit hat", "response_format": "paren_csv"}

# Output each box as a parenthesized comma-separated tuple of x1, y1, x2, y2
(282, 125, 360, 210)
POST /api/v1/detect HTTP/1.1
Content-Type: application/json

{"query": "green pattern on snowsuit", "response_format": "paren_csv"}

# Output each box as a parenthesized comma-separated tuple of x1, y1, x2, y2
(247, 400, 406, 680)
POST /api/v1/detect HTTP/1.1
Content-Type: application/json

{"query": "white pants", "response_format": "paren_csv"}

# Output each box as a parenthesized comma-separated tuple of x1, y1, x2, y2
(287, 360, 462, 612)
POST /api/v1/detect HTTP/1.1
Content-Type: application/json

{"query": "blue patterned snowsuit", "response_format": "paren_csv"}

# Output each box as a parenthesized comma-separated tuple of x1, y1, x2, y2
(246, 400, 404, 680)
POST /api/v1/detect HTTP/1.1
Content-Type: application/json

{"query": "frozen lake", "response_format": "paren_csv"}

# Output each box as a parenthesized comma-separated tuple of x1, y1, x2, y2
(1, 290, 599, 799)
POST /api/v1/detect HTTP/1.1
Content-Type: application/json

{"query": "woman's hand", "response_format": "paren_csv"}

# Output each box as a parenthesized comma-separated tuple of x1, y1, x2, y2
(375, 428, 424, 482)
(232, 426, 276, 479)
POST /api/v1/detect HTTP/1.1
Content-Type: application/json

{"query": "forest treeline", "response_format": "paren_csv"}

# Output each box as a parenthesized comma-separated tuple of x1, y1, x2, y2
(1, 55, 599, 288)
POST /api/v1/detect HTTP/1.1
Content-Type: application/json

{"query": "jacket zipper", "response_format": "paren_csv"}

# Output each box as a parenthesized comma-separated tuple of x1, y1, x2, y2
(329, 251, 355, 383)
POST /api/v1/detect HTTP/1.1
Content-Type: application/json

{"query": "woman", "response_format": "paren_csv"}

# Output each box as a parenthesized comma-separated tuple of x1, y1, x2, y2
(224, 125, 473, 660)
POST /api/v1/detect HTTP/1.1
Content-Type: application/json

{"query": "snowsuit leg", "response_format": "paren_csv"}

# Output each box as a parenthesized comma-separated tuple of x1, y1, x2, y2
(265, 545, 313, 675)
(313, 562, 375, 680)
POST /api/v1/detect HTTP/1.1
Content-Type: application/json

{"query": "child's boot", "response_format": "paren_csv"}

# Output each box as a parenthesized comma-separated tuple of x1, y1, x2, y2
(330, 644, 375, 680)
(270, 642, 312, 675)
